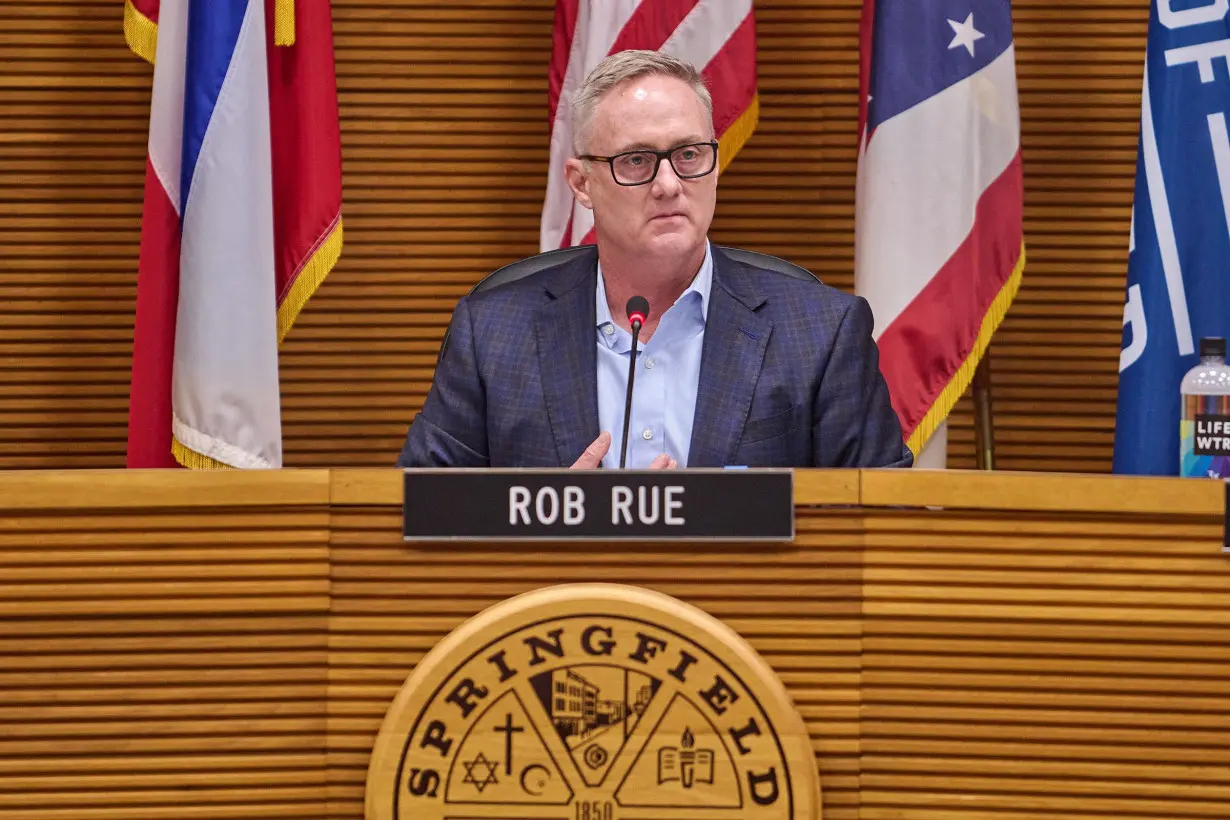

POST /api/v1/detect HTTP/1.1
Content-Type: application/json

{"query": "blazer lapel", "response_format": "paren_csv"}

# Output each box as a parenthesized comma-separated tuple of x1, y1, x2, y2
(688, 253, 772, 467)
(534, 254, 600, 466)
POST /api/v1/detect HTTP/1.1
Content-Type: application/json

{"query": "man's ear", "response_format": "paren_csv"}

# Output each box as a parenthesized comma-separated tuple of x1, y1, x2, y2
(564, 158, 594, 211)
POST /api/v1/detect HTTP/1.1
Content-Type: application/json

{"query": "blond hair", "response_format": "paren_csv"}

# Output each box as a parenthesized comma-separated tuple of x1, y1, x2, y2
(571, 49, 714, 154)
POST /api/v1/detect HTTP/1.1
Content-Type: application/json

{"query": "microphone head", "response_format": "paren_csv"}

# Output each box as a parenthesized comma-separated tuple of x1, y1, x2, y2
(626, 296, 650, 328)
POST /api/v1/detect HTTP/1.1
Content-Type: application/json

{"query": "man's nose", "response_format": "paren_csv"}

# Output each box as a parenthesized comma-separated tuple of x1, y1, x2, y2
(651, 158, 683, 196)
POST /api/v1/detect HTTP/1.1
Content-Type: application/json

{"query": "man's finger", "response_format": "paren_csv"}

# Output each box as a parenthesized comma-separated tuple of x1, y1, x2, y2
(571, 431, 611, 469)
(648, 453, 672, 470)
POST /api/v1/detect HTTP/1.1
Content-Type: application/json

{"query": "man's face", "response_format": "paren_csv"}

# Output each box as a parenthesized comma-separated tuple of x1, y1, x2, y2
(567, 75, 717, 259)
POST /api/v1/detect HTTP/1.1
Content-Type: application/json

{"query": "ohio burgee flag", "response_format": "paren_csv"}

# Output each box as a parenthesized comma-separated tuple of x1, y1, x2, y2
(855, 0, 1025, 459)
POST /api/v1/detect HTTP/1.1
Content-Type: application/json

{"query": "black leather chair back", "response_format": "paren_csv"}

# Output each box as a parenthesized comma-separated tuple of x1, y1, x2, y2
(469, 244, 819, 294)
(434, 245, 820, 363)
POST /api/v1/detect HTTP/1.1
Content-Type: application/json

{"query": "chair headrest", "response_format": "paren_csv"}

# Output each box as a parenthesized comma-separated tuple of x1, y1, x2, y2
(433, 245, 822, 367)
(469, 244, 819, 295)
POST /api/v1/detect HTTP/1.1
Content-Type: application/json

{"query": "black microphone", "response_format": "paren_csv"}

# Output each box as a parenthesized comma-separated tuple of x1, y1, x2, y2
(619, 296, 650, 469)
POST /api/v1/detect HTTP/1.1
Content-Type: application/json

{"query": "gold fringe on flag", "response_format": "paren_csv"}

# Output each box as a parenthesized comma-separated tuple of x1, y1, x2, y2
(274, 0, 296, 46)
(123, 0, 158, 64)
(905, 240, 1027, 457)
(277, 216, 343, 344)
(717, 94, 760, 175)
(172, 438, 233, 470)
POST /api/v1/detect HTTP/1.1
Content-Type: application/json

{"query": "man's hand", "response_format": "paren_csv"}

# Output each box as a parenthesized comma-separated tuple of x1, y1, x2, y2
(571, 432, 612, 469)
(570, 431, 677, 469)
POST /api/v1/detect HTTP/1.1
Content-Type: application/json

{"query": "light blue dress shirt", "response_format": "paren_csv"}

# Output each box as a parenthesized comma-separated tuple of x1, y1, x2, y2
(595, 242, 713, 469)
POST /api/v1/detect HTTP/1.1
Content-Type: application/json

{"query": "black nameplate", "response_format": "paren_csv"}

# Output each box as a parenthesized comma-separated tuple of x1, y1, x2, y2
(403, 469, 794, 541)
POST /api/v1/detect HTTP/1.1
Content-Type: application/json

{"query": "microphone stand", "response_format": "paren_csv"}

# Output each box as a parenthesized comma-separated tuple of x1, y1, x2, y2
(619, 318, 642, 469)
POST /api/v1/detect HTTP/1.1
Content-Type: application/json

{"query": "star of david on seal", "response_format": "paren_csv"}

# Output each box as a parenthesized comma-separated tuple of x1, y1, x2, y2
(364, 584, 820, 820)
(460, 752, 499, 793)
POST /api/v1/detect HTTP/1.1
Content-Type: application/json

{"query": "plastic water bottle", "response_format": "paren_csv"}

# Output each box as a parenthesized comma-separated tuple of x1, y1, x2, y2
(1179, 337, 1230, 478)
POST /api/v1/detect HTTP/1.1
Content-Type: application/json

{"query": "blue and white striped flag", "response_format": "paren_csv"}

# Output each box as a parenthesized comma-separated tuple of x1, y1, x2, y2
(1114, 1, 1230, 475)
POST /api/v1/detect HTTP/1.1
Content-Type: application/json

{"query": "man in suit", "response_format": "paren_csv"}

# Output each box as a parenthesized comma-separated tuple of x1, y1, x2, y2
(398, 50, 911, 470)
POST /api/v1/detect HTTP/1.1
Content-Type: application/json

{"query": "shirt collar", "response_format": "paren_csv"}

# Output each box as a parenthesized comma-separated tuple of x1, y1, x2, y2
(595, 240, 714, 334)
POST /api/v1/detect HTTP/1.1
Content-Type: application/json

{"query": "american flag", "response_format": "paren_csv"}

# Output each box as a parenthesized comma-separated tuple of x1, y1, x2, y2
(855, 0, 1025, 460)
(540, 0, 758, 251)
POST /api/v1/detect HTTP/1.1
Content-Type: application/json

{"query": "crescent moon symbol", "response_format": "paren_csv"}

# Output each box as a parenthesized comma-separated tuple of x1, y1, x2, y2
(519, 763, 551, 796)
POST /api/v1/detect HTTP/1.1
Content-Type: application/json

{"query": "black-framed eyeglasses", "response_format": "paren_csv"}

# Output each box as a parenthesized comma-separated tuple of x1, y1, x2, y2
(580, 141, 719, 186)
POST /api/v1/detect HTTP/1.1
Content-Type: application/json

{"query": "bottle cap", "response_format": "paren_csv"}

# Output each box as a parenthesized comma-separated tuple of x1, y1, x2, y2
(1199, 337, 1226, 359)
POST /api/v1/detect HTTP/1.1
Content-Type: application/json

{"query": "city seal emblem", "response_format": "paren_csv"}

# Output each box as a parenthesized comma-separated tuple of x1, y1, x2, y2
(366, 583, 820, 820)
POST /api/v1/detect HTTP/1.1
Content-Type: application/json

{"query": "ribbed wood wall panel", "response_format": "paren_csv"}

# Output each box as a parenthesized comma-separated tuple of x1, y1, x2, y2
(0, 1, 1149, 470)
(0, 497, 332, 818)
(860, 509, 1230, 820)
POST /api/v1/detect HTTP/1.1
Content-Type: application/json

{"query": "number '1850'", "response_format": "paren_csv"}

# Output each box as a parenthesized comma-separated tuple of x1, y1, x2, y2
(575, 800, 613, 820)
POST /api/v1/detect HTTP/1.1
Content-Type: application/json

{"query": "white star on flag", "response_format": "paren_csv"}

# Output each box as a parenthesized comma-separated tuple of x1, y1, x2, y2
(947, 13, 985, 57)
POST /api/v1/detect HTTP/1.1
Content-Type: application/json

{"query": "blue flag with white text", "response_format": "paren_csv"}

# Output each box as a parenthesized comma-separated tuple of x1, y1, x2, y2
(1114, 1, 1230, 475)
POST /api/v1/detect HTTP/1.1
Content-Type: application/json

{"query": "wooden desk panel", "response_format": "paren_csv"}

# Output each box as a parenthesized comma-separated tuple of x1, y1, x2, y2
(0, 471, 332, 820)
(860, 500, 1230, 820)
(0, 468, 1226, 820)
(327, 478, 867, 820)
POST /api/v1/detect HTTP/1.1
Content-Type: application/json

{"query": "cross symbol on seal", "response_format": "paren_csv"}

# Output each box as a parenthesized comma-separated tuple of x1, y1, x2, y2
(493, 713, 525, 776)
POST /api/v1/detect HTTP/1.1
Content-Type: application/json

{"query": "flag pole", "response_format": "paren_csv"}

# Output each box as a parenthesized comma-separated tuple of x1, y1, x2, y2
(973, 355, 996, 470)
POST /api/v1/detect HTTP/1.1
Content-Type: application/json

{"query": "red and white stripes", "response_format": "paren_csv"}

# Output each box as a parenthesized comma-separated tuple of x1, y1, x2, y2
(541, 0, 758, 251)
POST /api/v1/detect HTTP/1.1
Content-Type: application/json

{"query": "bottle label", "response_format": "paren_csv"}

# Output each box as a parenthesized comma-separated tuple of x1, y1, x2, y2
(1194, 415, 1230, 456)
(1181, 406, 1230, 478)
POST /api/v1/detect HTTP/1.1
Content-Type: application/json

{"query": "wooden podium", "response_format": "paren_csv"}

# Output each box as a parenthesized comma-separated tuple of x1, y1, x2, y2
(1, 468, 1228, 820)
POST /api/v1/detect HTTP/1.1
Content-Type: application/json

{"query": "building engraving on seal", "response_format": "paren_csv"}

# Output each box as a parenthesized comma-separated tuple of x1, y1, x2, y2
(365, 584, 820, 820)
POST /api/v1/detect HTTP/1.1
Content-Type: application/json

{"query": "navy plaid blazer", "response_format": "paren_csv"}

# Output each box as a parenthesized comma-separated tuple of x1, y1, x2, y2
(397, 246, 913, 469)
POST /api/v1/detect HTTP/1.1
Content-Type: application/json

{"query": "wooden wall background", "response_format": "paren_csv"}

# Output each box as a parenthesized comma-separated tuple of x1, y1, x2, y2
(0, 0, 1148, 471)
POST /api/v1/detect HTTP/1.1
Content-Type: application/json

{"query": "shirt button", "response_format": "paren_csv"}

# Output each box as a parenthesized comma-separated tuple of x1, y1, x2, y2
(602, 325, 615, 336)
(642, 427, 653, 441)
(645, 357, 655, 369)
